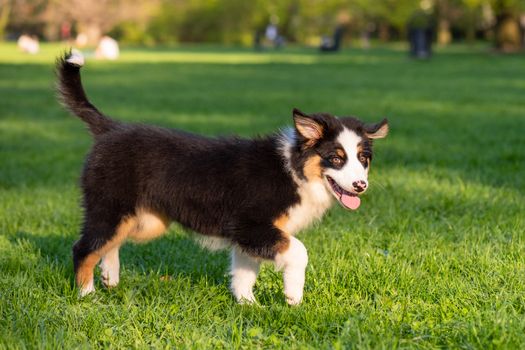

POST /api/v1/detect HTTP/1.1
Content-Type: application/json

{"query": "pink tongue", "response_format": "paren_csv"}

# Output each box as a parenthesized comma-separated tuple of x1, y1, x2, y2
(341, 193, 361, 210)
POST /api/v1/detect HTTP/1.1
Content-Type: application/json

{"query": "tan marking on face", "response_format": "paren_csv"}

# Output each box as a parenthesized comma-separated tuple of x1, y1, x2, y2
(273, 214, 289, 232)
(336, 148, 346, 158)
(356, 142, 370, 168)
(303, 155, 322, 180)
(357, 142, 363, 154)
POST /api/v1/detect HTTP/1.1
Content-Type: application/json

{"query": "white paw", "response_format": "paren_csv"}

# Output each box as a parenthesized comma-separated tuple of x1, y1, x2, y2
(285, 293, 303, 306)
(99, 254, 119, 288)
(100, 272, 119, 288)
(235, 292, 257, 305)
(79, 282, 95, 297)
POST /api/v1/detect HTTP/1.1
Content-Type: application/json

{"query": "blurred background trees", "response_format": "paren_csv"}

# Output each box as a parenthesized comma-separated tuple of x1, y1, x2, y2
(1, 0, 524, 50)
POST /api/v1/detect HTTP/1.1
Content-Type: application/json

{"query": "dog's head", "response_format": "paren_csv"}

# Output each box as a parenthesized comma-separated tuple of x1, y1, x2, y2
(289, 108, 388, 210)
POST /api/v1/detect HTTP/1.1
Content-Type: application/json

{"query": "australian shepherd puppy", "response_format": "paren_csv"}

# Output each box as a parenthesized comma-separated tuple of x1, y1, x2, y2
(56, 52, 388, 305)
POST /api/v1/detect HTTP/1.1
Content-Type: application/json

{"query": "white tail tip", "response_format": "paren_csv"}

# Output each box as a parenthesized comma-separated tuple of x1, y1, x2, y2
(66, 49, 85, 66)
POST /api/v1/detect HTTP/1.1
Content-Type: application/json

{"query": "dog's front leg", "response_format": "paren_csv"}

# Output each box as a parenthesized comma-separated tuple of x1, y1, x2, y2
(274, 236, 308, 305)
(230, 247, 260, 304)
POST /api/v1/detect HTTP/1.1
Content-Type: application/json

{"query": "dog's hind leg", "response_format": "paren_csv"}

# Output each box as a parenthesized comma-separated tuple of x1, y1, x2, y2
(73, 236, 101, 296)
(73, 230, 106, 296)
(100, 246, 120, 288)
(73, 215, 135, 296)
(100, 209, 168, 288)
(74, 208, 168, 296)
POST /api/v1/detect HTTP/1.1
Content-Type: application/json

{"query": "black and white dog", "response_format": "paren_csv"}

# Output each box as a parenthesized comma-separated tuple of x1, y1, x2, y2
(57, 52, 388, 305)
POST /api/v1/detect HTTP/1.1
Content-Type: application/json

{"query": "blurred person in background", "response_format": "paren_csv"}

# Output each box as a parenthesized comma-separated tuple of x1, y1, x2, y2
(17, 34, 39, 54)
(95, 35, 119, 60)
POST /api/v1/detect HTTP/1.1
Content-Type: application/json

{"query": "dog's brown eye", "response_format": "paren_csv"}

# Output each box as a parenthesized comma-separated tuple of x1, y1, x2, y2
(330, 157, 343, 167)
(358, 154, 368, 164)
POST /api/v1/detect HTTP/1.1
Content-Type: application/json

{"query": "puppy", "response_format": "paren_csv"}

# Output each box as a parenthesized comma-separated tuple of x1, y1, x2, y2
(56, 52, 388, 305)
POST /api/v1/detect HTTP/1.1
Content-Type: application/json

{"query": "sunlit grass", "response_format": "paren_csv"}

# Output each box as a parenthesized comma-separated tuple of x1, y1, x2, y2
(0, 42, 524, 348)
(0, 42, 388, 65)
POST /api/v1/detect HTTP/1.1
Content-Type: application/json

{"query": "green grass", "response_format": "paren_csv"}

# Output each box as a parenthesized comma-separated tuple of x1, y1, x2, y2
(1, 42, 524, 349)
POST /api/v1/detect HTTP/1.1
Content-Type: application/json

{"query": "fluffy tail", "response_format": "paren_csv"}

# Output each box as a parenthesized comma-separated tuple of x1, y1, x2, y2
(56, 50, 117, 136)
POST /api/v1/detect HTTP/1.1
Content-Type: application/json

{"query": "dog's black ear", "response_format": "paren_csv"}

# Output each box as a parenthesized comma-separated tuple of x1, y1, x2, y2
(293, 108, 324, 142)
(364, 118, 389, 139)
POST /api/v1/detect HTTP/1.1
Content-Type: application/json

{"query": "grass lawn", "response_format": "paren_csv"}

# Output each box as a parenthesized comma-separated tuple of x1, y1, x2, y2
(1, 42, 524, 349)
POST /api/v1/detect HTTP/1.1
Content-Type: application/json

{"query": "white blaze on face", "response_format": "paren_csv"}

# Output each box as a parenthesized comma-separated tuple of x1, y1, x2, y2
(324, 127, 368, 192)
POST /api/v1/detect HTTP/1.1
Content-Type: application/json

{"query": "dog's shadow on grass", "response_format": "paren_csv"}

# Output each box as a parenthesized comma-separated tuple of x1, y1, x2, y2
(10, 230, 230, 289)
(120, 232, 230, 285)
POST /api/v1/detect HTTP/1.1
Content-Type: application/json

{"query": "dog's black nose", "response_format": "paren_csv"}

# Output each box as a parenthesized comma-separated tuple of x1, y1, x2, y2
(352, 180, 367, 193)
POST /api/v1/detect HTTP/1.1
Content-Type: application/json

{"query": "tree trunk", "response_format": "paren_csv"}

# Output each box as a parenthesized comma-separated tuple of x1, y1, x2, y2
(495, 13, 522, 51)
(437, 18, 451, 45)
(378, 22, 389, 42)
(0, 1, 11, 41)
(465, 11, 477, 44)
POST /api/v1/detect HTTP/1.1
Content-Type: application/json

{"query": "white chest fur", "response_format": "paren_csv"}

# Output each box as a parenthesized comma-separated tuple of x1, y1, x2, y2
(283, 179, 334, 235)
